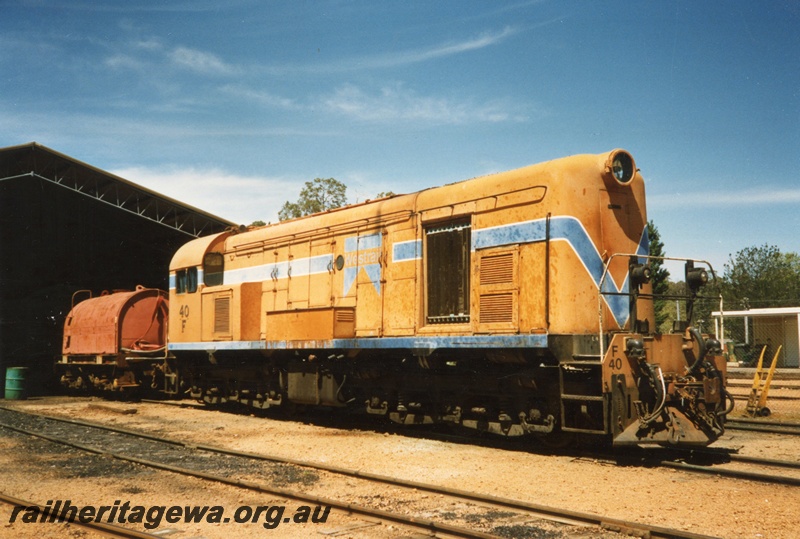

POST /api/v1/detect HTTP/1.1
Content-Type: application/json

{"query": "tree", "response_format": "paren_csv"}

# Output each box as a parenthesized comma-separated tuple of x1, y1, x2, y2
(278, 177, 347, 221)
(647, 221, 671, 331)
(721, 244, 800, 309)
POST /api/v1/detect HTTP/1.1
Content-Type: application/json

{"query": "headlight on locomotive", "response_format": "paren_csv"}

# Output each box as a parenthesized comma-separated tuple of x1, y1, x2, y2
(605, 149, 636, 185)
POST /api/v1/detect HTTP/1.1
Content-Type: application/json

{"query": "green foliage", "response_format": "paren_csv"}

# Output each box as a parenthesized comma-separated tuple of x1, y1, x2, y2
(665, 280, 688, 326)
(721, 244, 800, 309)
(278, 177, 348, 221)
(249, 220, 266, 227)
(647, 221, 671, 331)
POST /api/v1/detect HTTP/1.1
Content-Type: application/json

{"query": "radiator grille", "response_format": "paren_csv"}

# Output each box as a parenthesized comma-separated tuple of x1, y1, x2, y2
(479, 293, 514, 323)
(214, 296, 231, 333)
(480, 253, 514, 285)
(335, 309, 355, 323)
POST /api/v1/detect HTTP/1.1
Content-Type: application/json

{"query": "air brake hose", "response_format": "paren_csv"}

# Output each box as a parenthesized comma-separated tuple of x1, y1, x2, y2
(719, 388, 736, 416)
(685, 328, 735, 418)
(639, 363, 667, 427)
(699, 349, 735, 416)
(687, 327, 707, 374)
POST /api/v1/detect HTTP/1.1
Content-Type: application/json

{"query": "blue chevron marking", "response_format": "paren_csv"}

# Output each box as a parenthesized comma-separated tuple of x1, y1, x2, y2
(471, 216, 648, 328)
(222, 254, 332, 286)
(343, 232, 382, 296)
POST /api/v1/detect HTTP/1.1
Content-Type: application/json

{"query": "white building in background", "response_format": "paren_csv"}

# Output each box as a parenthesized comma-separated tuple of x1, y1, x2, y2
(712, 307, 800, 368)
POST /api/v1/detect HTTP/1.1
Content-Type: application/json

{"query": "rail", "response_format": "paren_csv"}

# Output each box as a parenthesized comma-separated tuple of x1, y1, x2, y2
(0, 405, 719, 539)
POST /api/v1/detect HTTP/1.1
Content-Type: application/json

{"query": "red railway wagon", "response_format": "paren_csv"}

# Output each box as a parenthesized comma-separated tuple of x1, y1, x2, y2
(59, 286, 171, 392)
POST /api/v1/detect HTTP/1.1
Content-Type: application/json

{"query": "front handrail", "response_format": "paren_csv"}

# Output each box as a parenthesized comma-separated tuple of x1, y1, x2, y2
(597, 253, 716, 360)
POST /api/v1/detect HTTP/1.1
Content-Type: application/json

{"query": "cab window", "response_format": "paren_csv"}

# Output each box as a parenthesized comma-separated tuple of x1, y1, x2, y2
(203, 252, 224, 286)
(176, 267, 198, 294)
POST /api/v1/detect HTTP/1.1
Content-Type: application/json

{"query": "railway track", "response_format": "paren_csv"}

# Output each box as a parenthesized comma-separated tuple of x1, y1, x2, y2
(570, 444, 800, 489)
(725, 417, 800, 436)
(653, 452, 800, 486)
(0, 405, 717, 539)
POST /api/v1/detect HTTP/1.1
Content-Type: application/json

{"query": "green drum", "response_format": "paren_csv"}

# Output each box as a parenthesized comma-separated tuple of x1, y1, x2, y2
(4, 367, 29, 400)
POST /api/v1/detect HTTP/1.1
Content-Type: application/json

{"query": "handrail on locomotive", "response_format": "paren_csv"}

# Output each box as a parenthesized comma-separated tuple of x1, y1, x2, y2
(597, 253, 718, 358)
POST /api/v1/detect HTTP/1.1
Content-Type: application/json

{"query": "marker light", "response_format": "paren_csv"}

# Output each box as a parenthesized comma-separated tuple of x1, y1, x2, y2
(630, 264, 652, 286)
(686, 266, 709, 292)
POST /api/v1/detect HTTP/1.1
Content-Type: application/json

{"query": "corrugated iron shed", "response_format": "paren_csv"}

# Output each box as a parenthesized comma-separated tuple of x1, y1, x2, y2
(0, 142, 236, 394)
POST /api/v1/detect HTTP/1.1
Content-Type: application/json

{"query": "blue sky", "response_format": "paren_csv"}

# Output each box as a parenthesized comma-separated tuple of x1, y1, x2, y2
(2, 1, 798, 278)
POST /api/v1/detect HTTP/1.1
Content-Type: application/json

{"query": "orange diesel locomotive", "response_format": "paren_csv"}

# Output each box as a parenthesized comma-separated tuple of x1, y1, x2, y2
(168, 150, 731, 446)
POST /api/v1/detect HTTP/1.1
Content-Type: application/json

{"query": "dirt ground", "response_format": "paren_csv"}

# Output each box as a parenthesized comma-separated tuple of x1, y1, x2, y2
(1, 396, 798, 539)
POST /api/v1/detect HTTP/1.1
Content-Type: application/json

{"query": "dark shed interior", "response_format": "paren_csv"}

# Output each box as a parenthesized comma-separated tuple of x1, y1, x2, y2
(0, 142, 234, 395)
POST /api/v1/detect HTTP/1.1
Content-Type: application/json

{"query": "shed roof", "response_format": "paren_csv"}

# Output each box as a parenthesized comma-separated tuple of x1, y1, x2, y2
(0, 142, 235, 236)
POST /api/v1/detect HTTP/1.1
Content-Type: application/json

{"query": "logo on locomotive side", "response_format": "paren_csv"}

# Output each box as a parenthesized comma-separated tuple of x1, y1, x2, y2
(343, 233, 382, 296)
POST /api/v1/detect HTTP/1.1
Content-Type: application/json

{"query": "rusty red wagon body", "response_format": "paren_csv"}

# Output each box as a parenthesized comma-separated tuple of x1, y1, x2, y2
(59, 286, 170, 391)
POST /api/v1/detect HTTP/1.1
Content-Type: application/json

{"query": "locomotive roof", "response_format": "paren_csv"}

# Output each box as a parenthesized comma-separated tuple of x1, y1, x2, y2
(224, 150, 641, 248)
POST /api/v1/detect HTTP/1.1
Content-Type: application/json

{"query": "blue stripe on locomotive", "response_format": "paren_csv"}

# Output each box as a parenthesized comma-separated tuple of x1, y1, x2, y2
(472, 216, 649, 327)
(169, 333, 549, 352)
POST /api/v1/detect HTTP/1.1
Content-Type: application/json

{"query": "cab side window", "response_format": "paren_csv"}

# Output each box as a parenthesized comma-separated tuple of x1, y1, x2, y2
(176, 267, 198, 294)
(203, 252, 224, 286)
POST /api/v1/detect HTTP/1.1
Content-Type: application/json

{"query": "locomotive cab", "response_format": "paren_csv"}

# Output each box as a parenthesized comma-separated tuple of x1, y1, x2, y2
(168, 231, 232, 347)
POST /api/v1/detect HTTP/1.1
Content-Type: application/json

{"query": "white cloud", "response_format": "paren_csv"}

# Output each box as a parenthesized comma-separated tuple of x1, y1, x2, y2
(168, 46, 238, 75)
(219, 80, 530, 125)
(111, 166, 299, 225)
(649, 187, 800, 208)
(104, 54, 145, 70)
(342, 17, 563, 72)
(219, 84, 300, 110)
(134, 38, 164, 51)
(263, 26, 522, 75)
(364, 26, 519, 68)
(323, 83, 527, 124)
